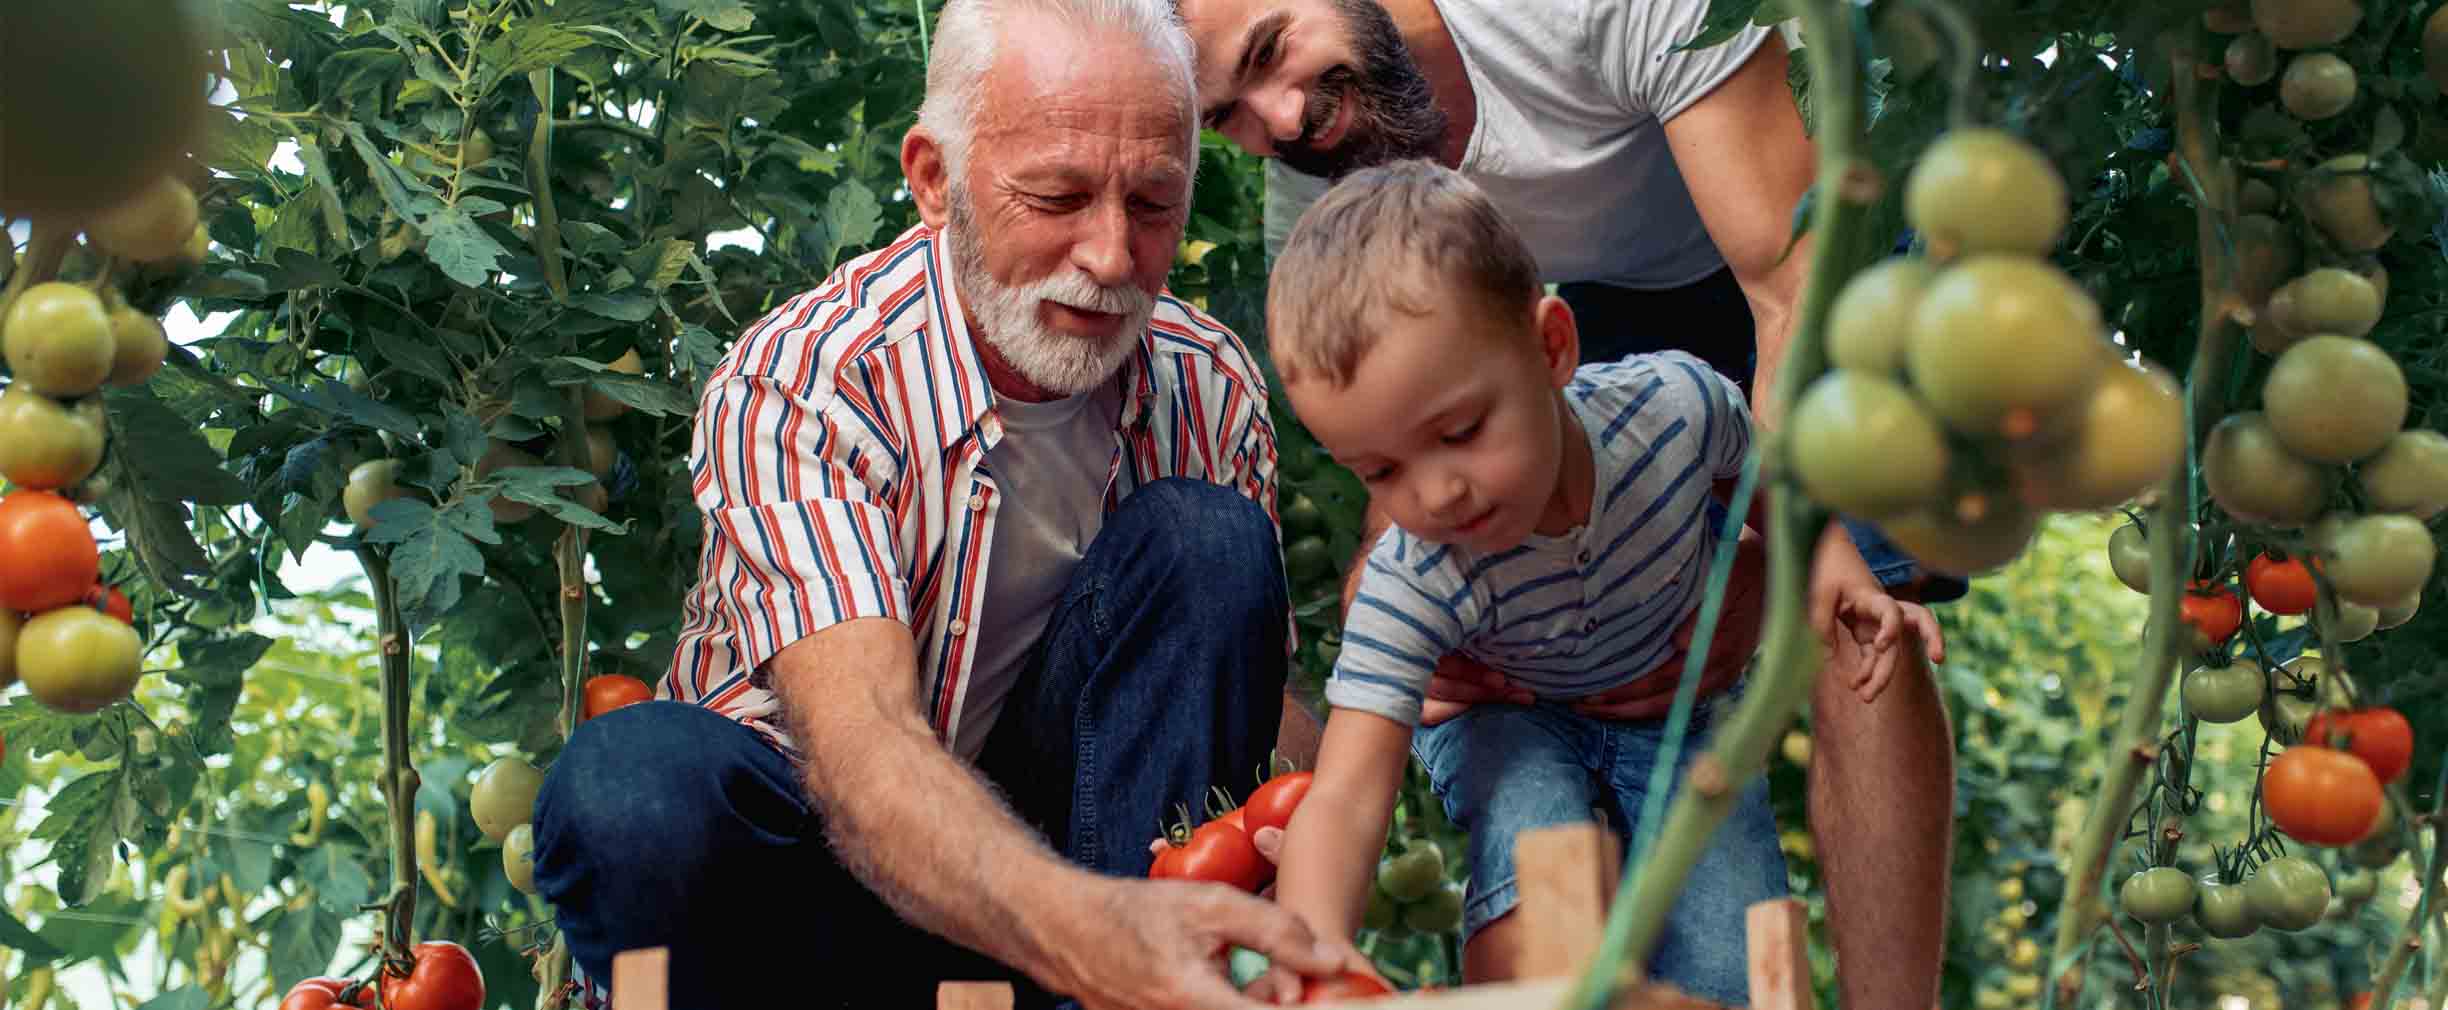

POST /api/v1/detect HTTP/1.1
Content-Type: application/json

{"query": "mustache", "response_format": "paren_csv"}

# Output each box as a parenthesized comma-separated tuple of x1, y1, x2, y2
(1021, 266, 1155, 317)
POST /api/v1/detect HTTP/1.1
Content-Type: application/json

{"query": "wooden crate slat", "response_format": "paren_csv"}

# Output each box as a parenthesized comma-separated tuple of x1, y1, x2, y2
(1744, 898, 1814, 1010)
(1514, 822, 1623, 979)
(1302, 978, 1723, 1009)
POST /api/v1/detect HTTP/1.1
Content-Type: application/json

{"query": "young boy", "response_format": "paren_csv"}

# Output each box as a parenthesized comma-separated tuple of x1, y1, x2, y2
(1256, 160, 1939, 1004)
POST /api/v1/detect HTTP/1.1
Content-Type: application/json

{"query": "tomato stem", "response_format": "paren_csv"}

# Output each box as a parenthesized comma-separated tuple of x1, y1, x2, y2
(2367, 803, 2448, 1009)
(1562, 0, 1882, 998)
(0, 217, 75, 321)
(355, 546, 422, 971)
(2045, 31, 2237, 1010)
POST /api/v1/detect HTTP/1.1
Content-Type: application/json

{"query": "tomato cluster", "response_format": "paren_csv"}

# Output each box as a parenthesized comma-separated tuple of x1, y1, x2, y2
(1151, 769, 1313, 893)
(280, 941, 484, 1010)
(1792, 129, 2181, 577)
(0, 488, 144, 715)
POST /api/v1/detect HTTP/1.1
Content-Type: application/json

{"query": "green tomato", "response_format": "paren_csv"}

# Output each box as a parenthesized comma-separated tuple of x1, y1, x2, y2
(1403, 882, 1466, 934)
(1377, 844, 1446, 902)
(2195, 878, 2260, 939)
(2248, 857, 2331, 931)
(2120, 867, 2196, 924)
(2323, 515, 2435, 609)
(2182, 662, 2264, 724)
(2334, 867, 2378, 903)
(2107, 523, 2152, 594)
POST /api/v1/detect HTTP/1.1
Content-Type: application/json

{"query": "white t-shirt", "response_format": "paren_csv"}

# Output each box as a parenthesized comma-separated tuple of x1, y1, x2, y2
(1264, 0, 1774, 290)
(954, 379, 1124, 760)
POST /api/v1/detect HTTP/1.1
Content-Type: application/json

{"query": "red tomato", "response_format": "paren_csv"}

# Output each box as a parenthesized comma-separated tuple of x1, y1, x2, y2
(279, 977, 376, 1010)
(2264, 745, 2384, 846)
(1243, 771, 1314, 835)
(1301, 971, 1394, 1002)
(1216, 807, 1248, 832)
(2306, 707, 2415, 784)
(380, 941, 485, 1010)
(0, 490, 99, 612)
(2180, 581, 2243, 647)
(1151, 818, 1268, 892)
(582, 674, 654, 720)
(2245, 553, 2319, 616)
(87, 584, 132, 624)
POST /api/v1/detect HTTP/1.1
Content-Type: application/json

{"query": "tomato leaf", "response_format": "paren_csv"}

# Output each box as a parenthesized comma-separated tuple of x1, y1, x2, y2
(423, 206, 514, 288)
(0, 698, 95, 762)
(546, 357, 696, 417)
(136, 986, 209, 1010)
(299, 845, 378, 916)
(366, 499, 486, 625)
(266, 904, 347, 986)
(103, 388, 253, 506)
(573, 290, 659, 322)
(0, 906, 66, 964)
(33, 892, 145, 964)
(477, 23, 595, 87)
(369, 324, 459, 384)
(817, 179, 883, 271)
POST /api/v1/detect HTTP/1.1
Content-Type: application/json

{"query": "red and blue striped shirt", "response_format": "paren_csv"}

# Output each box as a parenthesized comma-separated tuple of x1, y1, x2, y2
(663, 222, 1282, 757)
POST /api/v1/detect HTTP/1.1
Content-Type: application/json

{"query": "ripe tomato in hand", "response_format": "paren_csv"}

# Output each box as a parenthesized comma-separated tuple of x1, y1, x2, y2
(380, 941, 485, 1010)
(2265, 745, 2384, 846)
(280, 977, 375, 1010)
(2306, 707, 2414, 784)
(1243, 770, 1314, 835)
(1151, 818, 1268, 892)
(0, 490, 99, 612)
(581, 674, 653, 720)
(2180, 581, 2243, 648)
(1302, 971, 1394, 1002)
(2245, 553, 2320, 616)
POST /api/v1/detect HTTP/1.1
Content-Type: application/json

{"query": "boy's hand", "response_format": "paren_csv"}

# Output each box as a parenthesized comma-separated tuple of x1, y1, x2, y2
(1815, 567, 1945, 704)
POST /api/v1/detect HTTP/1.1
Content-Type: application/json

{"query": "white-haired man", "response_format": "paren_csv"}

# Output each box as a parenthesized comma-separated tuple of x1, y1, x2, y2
(527, 0, 1343, 1005)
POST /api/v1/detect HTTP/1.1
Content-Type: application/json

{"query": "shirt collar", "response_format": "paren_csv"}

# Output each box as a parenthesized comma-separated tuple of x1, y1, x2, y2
(922, 224, 1159, 450)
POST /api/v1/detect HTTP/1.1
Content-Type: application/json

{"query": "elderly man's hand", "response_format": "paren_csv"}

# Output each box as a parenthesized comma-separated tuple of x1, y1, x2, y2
(1417, 524, 1768, 725)
(1047, 875, 1346, 1009)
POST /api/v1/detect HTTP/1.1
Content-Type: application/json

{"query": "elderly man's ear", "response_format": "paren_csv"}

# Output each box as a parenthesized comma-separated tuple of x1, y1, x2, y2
(902, 126, 954, 231)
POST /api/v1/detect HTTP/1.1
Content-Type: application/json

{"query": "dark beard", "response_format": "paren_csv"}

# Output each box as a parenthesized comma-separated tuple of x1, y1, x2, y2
(1275, 0, 1447, 180)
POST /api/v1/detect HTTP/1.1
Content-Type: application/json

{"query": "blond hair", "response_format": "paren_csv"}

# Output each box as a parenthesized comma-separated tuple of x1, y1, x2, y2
(1265, 160, 1544, 387)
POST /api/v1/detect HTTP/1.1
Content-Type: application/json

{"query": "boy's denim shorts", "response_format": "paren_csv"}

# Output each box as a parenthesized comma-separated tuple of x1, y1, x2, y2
(1411, 680, 1788, 1006)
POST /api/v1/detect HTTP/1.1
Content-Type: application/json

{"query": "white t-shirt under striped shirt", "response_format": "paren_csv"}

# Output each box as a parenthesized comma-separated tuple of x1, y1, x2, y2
(1327, 352, 1752, 726)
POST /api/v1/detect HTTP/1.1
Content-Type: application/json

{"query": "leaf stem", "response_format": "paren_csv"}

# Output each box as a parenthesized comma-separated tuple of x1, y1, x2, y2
(1562, 0, 1872, 1001)
(355, 545, 422, 975)
(2044, 31, 2238, 1010)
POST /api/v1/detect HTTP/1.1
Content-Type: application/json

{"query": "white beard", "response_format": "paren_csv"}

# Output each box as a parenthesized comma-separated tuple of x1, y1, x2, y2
(948, 191, 1155, 396)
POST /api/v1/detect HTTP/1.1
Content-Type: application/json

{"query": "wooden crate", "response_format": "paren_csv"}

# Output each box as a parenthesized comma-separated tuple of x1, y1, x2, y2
(607, 824, 1814, 1010)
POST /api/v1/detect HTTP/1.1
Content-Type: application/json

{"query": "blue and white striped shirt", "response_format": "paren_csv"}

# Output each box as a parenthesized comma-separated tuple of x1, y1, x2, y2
(1326, 352, 1751, 725)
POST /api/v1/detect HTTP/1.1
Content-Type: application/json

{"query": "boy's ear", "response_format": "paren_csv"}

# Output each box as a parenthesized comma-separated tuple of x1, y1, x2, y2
(1536, 294, 1580, 386)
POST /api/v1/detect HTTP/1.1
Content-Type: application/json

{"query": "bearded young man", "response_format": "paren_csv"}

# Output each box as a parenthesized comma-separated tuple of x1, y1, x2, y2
(1176, 0, 1961, 1005)
(523, 0, 1353, 1006)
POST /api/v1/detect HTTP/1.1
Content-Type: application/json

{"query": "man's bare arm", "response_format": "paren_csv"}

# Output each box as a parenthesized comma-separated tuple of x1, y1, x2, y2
(775, 618, 1090, 981)
(1662, 34, 1820, 428)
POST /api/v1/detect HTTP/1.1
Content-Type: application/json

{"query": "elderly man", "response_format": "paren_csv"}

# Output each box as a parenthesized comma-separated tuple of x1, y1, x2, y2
(1173, 0, 1959, 1005)
(526, 0, 1345, 1006)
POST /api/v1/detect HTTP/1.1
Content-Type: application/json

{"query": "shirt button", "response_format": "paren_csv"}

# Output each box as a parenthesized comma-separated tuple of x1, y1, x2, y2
(948, 619, 968, 637)
(1577, 548, 1591, 564)
(967, 494, 985, 511)
(1584, 618, 1598, 633)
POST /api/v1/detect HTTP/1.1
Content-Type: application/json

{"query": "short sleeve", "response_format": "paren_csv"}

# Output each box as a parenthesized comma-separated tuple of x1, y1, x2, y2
(691, 368, 912, 676)
(1601, 0, 1777, 123)
(1324, 530, 1484, 726)
(1665, 353, 1753, 480)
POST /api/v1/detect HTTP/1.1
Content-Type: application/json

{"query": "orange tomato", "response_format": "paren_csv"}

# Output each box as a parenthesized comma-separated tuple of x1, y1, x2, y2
(2180, 580, 2244, 647)
(2265, 745, 2384, 846)
(581, 674, 654, 720)
(2245, 553, 2319, 616)
(2306, 707, 2414, 784)
(0, 490, 99, 612)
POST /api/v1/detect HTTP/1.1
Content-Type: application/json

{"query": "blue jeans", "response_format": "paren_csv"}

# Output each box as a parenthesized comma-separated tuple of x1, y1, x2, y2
(1561, 271, 1968, 604)
(530, 478, 1290, 1010)
(1412, 685, 1788, 1007)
